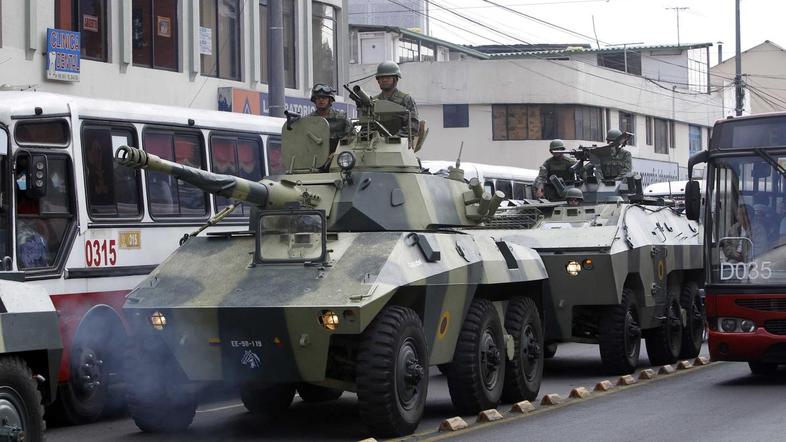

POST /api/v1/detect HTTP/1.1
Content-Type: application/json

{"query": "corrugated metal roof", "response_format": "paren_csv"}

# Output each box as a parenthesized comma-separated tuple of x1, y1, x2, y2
(482, 43, 714, 59)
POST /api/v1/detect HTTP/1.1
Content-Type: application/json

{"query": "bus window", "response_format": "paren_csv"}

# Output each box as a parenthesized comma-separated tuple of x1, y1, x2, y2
(512, 182, 527, 200)
(143, 131, 207, 218)
(210, 135, 264, 216)
(483, 180, 494, 194)
(15, 120, 70, 146)
(16, 155, 74, 270)
(266, 137, 284, 175)
(496, 180, 513, 198)
(82, 126, 142, 218)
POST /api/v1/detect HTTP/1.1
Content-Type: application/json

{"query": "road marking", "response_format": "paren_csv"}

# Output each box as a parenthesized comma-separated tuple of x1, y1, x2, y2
(196, 403, 244, 413)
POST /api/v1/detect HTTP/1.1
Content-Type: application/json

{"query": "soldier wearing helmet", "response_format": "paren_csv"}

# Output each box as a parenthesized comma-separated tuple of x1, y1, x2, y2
(534, 139, 578, 200)
(596, 129, 633, 180)
(374, 61, 419, 135)
(565, 187, 584, 206)
(309, 83, 353, 152)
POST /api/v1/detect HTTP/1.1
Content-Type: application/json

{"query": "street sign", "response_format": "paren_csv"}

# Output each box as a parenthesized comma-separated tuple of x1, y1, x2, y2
(46, 28, 80, 82)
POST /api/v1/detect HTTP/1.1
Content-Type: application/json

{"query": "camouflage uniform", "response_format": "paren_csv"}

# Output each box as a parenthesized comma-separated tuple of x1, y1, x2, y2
(534, 156, 577, 201)
(375, 89, 419, 135)
(598, 147, 632, 180)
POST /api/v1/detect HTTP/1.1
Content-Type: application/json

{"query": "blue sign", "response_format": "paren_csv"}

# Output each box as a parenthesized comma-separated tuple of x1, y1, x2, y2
(260, 93, 357, 119)
(46, 28, 80, 82)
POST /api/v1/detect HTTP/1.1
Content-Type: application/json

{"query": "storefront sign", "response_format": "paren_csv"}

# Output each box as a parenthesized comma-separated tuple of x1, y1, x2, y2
(218, 87, 357, 119)
(46, 28, 80, 82)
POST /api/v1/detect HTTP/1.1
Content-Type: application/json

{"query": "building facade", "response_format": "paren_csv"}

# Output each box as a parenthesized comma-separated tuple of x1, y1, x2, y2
(0, 0, 351, 114)
(348, 0, 428, 34)
(712, 40, 786, 115)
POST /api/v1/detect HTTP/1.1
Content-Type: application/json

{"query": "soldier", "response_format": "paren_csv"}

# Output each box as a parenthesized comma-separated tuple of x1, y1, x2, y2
(374, 61, 419, 135)
(565, 187, 583, 207)
(597, 129, 633, 180)
(309, 83, 353, 153)
(534, 139, 577, 201)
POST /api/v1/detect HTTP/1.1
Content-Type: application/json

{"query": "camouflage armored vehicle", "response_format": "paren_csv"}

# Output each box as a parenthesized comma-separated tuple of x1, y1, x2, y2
(116, 87, 548, 437)
(497, 139, 705, 374)
(0, 281, 62, 442)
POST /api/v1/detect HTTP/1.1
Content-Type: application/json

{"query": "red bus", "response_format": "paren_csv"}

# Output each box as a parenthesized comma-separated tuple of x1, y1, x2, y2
(686, 112, 786, 374)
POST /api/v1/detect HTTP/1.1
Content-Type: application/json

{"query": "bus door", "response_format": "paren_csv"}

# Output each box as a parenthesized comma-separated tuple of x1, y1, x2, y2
(0, 127, 10, 269)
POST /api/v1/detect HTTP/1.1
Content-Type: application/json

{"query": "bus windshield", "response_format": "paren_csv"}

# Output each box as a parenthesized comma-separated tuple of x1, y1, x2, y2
(707, 150, 786, 284)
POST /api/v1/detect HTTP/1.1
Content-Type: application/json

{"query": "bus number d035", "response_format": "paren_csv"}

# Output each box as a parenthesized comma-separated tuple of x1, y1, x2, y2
(720, 261, 772, 280)
(85, 239, 117, 267)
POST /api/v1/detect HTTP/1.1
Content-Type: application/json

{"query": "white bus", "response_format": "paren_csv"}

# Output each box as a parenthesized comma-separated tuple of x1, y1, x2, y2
(0, 91, 283, 424)
(643, 180, 705, 205)
(421, 160, 539, 200)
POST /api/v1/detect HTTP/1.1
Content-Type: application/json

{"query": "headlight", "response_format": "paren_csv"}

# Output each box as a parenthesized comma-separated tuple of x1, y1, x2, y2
(720, 318, 737, 333)
(150, 311, 167, 330)
(319, 310, 340, 331)
(718, 317, 755, 333)
(740, 319, 756, 333)
(582, 258, 593, 270)
(566, 260, 581, 276)
(337, 151, 356, 171)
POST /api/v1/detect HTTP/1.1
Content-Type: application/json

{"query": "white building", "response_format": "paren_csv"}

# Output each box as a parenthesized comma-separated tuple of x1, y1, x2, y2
(350, 31, 723, 184)
(711, 40, 786, 115)
(0, 0, 351, 115)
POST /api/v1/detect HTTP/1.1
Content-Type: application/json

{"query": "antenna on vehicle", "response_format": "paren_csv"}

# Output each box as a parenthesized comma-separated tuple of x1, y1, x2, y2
(455, 141, 464, 169)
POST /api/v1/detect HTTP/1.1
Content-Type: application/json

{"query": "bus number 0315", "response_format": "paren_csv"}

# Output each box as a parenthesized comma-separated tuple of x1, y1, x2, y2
(85, 239, 117, 267)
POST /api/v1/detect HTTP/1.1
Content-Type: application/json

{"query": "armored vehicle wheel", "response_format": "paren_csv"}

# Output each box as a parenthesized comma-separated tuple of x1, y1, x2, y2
(679, 281, 704, 359)
(502, 297, 543, 403)
(241, 384, 295, 414)
(645, 290, 683, 366)
(748, 362, 779, 375)
(125, 348, 196, 433)
(296, 383, 342, 403)
(446, 298, 506, 414)
(599, 289, 641, 375)
(544, 343, 558, 359)
(0, 357, 45, 442)
(356, 306, 428, 438)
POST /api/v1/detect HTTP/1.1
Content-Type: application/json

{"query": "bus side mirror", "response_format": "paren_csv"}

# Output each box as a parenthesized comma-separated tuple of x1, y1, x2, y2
(685, 180, 701, 221)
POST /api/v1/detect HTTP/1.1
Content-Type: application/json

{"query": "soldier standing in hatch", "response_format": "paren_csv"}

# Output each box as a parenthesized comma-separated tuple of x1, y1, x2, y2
(374, 61, 419, 135)
(596, 129, 633, 180)
(309, 84, 353, 153)
(534, 139, 577, 201)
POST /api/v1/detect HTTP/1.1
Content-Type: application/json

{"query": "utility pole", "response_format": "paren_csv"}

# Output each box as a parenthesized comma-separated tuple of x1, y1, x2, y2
(268, 0, 285, 118)
(665, 6, 689, 46)
(734, 0, 744, 116)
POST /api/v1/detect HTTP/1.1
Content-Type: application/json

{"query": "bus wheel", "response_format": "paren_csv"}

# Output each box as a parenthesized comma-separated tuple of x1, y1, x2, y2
(0, 357, 45, 442)
(446, 298, 506, 414)
(679, 281, 704, 359)
(645, 289, 683, 366)
(357, 306, 428, 438)
(748, 362, 779, 376)
(599, 289, 641, 374)
(502, 297, 543, 403)
(49, 334, 110, 425)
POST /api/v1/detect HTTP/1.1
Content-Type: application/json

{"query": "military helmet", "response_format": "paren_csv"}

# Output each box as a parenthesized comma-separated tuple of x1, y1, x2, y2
(566, 187, 584, 201)
(549, 139, 566, 152)
(310, 84, 336, 102)
(376, 61, 402, 78)
(606, 129, 623, 143)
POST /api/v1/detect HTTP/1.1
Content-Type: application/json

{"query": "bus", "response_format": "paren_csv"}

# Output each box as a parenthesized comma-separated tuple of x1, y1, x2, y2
(421, 160, 539, 200)
(686, 112, 786, 375)
(0, 91, 284, 424)
(643, 179, 705, 206)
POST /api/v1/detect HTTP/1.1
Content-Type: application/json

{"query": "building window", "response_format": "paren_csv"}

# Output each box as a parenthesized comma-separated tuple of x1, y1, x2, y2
(143, 131, 208, 218)
(397, 37, 436, 63)
(209, 135, 265, 216)
(82, 126, 142, 218)
(443, 104, 469, 128)
(645, 116, 653, 145)
(132, 0, 178, 70)
(259, 0, 296, 87)
(200, 0, 240, 80)
(689, 125, 702, 155)
(55, 0, 108, 62)
(491, 104, 602, 142)
(654, 118, 669, 154)
(619, 111, 636, 146)
(420, 42, 435, 61)
(669, 120, 676, 149)
(597, 50, 642, 75)
(312, 3, 338, 88)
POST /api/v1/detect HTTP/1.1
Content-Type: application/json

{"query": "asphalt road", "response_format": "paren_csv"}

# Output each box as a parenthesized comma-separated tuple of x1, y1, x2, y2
(454, 361, 786, 442)
(46, 342, 712, 441)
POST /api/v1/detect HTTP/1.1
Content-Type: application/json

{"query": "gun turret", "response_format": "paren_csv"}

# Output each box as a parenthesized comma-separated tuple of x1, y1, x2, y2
(115, 145, 273, 206)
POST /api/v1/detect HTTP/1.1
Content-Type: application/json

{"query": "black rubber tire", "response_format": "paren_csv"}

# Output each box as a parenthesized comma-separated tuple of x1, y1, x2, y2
(748, 362, 779, 375)
(125, 346, 197, 433)
(679, 281, 704, 359)
(356, 306, 428, 438)
(544, 343, 558, 359)
(241, 384, 295, 414)
(599, 289, 641, 375)
(501, 297, 543, 403)
(0, 357, 45, 442)
(446, 298, 506, 414)
(296, 383, 342, 403)
(645, 288, 683, 366)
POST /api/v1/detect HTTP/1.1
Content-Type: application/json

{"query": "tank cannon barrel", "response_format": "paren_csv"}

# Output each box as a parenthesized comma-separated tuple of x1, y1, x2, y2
(115, 145, 270, 207)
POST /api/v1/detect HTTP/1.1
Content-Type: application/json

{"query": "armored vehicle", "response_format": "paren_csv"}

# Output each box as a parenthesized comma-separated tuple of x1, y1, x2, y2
(498, 141, 705, 374)
(117, 87, 548, 437)
(0, 281, 62, 442)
